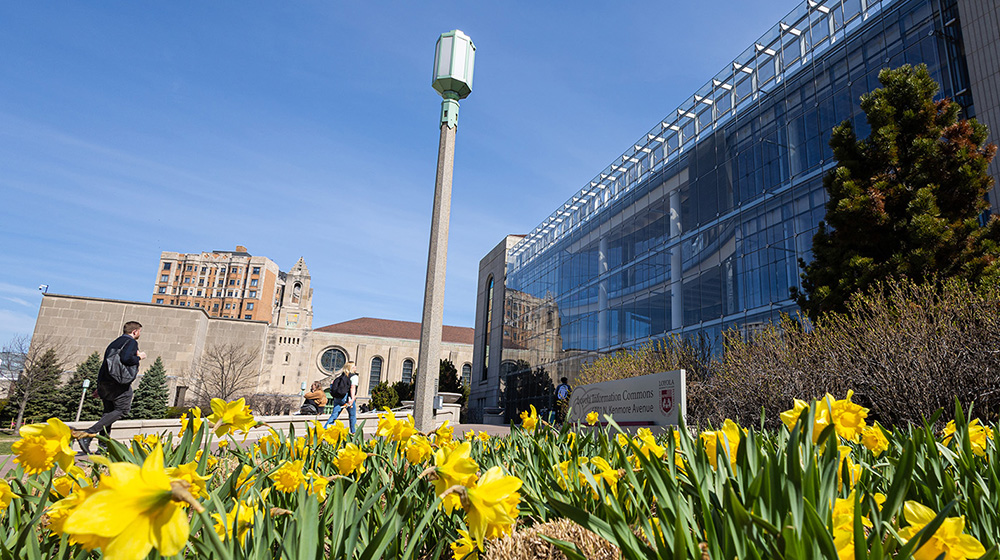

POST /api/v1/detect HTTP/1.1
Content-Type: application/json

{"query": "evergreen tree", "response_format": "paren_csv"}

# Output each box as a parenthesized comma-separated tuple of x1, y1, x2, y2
(437, 359, 461, 393)
(795, 64, 1000, 319)
(57, 351, 103, 422)
(131, 356, 169, 419)
(369, 381, 400, 410)
(13, 348, 66, 423)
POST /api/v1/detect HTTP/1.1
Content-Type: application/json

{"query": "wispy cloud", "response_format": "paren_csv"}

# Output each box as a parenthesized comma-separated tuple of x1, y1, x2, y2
(0, 308, 37, 342)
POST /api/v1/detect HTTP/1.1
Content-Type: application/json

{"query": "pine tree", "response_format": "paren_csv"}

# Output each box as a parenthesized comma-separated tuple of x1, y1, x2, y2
(57, 352, 103, 422)
(14, 348, 66, 424)
(131, 356, 169, 419)
(795, 64, 1000, 319)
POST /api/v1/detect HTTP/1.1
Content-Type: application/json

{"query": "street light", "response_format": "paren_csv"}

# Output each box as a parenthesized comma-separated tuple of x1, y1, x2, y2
(414, 30, 476, 432)
(75, 378, 91, 422)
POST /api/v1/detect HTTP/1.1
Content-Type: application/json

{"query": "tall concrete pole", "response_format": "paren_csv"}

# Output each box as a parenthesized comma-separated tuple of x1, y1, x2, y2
(414, 121, 457, 431)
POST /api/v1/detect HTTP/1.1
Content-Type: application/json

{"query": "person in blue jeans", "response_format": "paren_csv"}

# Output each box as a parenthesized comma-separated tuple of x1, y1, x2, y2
(324, 361, 359, 433)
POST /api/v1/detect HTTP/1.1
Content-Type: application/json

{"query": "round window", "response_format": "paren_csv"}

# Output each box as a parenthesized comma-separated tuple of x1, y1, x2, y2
(320, 348, 347, 374)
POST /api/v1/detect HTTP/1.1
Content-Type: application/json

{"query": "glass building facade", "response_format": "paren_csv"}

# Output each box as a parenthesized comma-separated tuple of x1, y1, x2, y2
(472, 0, 992, 407)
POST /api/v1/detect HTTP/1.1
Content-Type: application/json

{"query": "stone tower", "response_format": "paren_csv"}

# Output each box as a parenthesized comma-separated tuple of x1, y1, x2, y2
(277, 257, 313, 329)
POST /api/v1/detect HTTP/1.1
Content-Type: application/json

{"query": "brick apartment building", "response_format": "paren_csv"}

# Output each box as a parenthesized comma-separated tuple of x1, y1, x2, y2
(150, 245, 295, 324)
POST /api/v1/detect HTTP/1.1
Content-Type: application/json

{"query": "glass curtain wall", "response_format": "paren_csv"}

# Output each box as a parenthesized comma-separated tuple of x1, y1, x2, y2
(502, 0, 971, 379)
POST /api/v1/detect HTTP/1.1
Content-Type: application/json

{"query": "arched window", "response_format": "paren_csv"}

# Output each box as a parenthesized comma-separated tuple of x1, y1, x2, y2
(319, 347, 347, 374)
(368, 356, 383, 395)
(283, 353, 290, 364)
(481, 275, 494, 380)
(461, 363, 472, 386)
(402, 359, 414, 384)
(292, 282, 301, 304)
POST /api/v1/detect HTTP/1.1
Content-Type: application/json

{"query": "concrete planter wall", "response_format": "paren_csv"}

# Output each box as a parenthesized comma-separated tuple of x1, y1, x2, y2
(65, 403, 461, 444)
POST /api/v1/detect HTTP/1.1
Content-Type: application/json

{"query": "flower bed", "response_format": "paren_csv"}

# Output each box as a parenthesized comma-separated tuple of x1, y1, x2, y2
(1, 395, 996, 559)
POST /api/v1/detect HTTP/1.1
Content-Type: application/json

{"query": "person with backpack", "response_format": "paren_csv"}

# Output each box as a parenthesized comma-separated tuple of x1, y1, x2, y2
(324, 361, 359, 433)
(299, 381, 328, 415)
(77, 321, 145, 455)
(555, 377, 571, 424)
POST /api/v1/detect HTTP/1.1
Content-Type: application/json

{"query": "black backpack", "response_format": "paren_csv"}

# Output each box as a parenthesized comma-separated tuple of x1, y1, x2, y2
(330, 373, 350, 400)
(106, 343, 137, 385)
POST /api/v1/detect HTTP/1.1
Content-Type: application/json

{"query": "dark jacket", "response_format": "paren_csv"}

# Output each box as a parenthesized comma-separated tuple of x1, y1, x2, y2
(96, 334, 140, 397)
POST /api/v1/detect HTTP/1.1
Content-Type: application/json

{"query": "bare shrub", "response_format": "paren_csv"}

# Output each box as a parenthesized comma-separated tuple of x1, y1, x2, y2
(718, 278, 1000, 428)
(191, 343, 262, 406)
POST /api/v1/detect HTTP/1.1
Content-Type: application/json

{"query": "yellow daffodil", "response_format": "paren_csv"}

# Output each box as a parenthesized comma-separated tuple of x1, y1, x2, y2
(831, 491, 872, 560)
(477, 431, 490, 442)
(837, 446, 861, 492)
(565, 432, 577, 449)
(589, 456, 621, 499)
(861, 424, 890, 456)
(635, 429, 666, 461)
(212, 500, 255, 544)
(465, 466, 522, 547)
(780, 399, 809, 430)
(553, 457, 589, 492)
(195, 449, 219, 470)
(942, 418, 994, 457)
(700, 419, 744, 470)
(287, 436, 310, 460)
(586, 411, 599, 425)
(899, 501, 986, 560)
(464, 430, 476, 441)
(0, 479, 17, 512)
(616, 433, 630, 447)
(47, 486, 106, 549)
(62, 443, 190, 560)
(207, 397, 256, 437)
(375, 408, 398, 439)
(235, 465, 256, 498)
(390, 415, 418, 443)
(166, 461, 210, 500)
(316, 420, 349, 446)
(306, 470, 329, 501)
(405, 435, 433, 465)
(450, 529, 478, 560)
(178, 407, 203, 438)
(12, 418, 76, 475)
(520, 405, 538, 432)
(433, 442, 479, 514)
(434, 420, 454, 445)
(270, 460, 306, 493)
(52, 465, 89, 499)
(781, 398, 831, 443)
(335, 443, 367, 476)
(824, 391, 868, 443)
(130, 433, 160, 452)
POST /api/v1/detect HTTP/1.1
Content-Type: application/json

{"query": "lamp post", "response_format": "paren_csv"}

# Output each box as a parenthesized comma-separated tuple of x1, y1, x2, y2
(414, 30, 476, 431)
(75, 378, 91, 422)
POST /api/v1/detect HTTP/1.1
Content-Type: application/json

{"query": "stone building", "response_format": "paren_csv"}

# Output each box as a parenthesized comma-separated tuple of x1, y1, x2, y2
(30, 256, 473, 410)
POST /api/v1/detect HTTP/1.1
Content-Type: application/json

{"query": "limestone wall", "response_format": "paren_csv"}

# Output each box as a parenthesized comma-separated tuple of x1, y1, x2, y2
(31, 294, 211, 404)
(31, 294, 474, 409)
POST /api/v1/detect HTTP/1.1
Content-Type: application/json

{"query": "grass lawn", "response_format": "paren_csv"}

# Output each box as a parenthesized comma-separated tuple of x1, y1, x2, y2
(0, 434, 15, 455)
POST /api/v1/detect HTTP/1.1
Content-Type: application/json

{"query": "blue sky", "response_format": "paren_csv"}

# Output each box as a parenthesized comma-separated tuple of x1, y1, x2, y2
(0, 1, 795, 342)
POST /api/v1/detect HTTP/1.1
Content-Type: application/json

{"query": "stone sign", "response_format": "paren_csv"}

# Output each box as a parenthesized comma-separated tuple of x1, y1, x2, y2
(567, 369, 686, 427)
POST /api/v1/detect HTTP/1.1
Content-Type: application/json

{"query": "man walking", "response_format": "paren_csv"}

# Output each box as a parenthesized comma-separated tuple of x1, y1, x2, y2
(77, 321, 145, 454)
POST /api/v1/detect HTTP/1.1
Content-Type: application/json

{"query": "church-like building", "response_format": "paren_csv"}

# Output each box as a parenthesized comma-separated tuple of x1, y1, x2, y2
(30, 253, 473, 412)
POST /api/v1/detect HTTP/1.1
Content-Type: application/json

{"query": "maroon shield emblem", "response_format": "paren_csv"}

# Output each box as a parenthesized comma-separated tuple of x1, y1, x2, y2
(661, 389, 673, 415)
